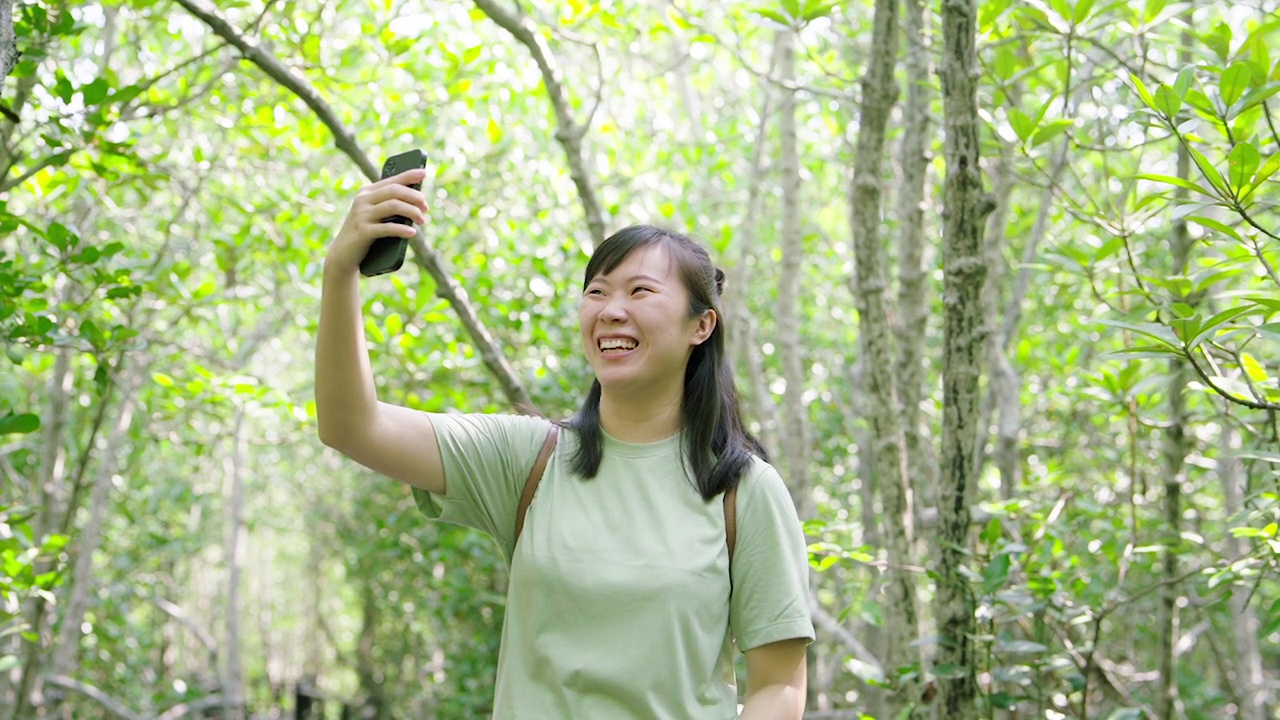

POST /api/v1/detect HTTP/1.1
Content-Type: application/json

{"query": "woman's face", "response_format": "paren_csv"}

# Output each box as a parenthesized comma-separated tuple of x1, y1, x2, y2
(578, 244, 716, 398)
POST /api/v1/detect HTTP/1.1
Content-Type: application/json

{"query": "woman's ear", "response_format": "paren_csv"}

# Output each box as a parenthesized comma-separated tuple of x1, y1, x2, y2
(691, 309, 717, 346)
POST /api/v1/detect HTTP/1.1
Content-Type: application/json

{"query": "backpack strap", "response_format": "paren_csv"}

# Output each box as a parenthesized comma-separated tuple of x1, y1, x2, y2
(514, 425, 559, 545)
(724, 484, 738, 562)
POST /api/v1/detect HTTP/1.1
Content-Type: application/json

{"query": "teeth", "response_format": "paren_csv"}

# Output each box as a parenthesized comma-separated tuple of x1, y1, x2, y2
(599, 338, 637, 351)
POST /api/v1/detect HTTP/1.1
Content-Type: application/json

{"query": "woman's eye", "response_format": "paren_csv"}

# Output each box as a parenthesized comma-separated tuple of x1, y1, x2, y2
(586, 288, 604, 296)
(632, 287, 652, 295)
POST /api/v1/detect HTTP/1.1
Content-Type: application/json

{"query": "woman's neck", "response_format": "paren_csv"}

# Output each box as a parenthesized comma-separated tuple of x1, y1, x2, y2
(598, 388, 683, 443)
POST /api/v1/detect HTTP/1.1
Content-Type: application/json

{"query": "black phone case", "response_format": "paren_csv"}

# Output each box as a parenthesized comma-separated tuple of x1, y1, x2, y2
(360, 149, 427, 277)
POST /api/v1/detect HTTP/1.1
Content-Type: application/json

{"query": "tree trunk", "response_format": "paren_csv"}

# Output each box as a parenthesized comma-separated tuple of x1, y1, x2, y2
(0, 0, 17, 84)
(46, 369, 142, 712)
(6, 316, 73, 720)
(1222, 429, 1268, 720)
(894, 0, 935, 503)
(848, 0, 922, 712)
(776, 28, 812, 519)
(222, 410, 248, 720)
(935, 0, 989, 713)
(725, 35, 781, 455)
(1154, 20, 1197, 717)
(975, 150, 1017, 498)
(356, 583, 385, 719)
(1156, 112, 1194, 720)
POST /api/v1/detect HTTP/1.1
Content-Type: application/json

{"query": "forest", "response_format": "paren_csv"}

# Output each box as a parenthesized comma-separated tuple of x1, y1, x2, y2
(2, 0, 1279, 718)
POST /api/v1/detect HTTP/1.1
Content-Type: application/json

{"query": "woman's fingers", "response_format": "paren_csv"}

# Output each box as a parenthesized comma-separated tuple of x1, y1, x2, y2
(368, 198, 427, 226)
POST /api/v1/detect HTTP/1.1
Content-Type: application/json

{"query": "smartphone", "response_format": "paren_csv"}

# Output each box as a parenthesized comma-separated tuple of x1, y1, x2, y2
(360, 149, 428, 277)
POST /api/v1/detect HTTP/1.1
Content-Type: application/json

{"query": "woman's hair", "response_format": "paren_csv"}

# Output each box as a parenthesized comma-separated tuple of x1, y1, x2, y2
(565, 224, 767, 501)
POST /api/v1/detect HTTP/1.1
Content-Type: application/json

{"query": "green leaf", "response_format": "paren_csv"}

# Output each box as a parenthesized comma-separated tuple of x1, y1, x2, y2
(1103, 344, 1182, 360)
(989, 691, 1021, 710)
(931, 663, 970, 680)
(1187, 146, 1228, 197)
(1189, 305, 1257, 350)
(53, 71, 73, 103)
(1228, 142, 1261, 193)
(1202, 22, 1232, 63)
(1242, 352, 1267, 384)
(980, 518, 1002, 545)
(1134, 173, 1213, 197)
(1070, 0, 1095, 25)
(1220, 62, 1252, 107)
(982, 553, 1012, 594)
(1247, 152, 1280, 199)
(752, 6, 792, 25)
(1009, 108, 1034, 142)
(1173, 66, 1195, 99)
(152, 372, 175, 387)
(800, 0, 839, 21)
(1231, 80, 1280, 119)
(995, 639, 1048, 654)
(462, 46, 482, 64)
(1154, 84, 1181, 118)
(1187, 215, 1242, 241)
(1030, 119, 1074, 147)
(486, 117, 502, 144)
(82, 77, 110, 105)
(1130, 73, 1157, 111)
(1095, 319, 1181, 347)
(0, 413, 40, 435)
(46, 222, 78, 251)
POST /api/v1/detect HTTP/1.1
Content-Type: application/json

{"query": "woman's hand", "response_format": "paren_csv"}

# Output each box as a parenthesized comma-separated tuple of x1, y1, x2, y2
(324, 167, 430, 275)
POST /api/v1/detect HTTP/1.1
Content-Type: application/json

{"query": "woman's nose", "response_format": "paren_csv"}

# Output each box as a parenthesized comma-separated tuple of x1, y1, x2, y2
(600, 297, 628, 321)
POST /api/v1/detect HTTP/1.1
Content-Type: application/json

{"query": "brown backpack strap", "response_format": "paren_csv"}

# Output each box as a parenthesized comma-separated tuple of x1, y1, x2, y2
(514, 425, 559, 545)
(724, 484, 738, 563)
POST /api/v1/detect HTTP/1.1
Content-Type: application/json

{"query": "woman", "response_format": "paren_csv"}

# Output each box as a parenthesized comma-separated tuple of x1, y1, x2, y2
(316, 166, 814, 718)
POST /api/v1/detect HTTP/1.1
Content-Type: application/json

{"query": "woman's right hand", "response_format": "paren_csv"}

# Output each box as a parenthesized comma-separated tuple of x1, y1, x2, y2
(324, 168, 430, 275)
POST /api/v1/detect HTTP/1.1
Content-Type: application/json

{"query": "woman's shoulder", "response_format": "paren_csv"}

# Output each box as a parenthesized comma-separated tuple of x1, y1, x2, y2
(736, 455, 790, 501)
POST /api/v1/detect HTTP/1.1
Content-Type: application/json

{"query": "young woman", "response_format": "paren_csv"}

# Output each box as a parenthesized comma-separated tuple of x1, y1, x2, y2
(316, 166, 814, 718)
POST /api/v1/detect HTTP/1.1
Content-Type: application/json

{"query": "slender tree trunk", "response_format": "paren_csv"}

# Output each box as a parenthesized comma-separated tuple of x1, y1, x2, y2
(1222, 430, 1268, 719)
(895, 0, 935, 501)
(0, 0, 16, 84)
(357, 583, 385, 719)
(222, 411, 248, 720)
(725, 36, 781, 454)
(848, 0, 922, 713)
(1156, 21, 1195, 719)
(976, 150, 1016, 498)
(46, 369, 142, 713)
(6, 309, 74, 720)
(777, 28, 812, 519)
(935, 0, 989, 713)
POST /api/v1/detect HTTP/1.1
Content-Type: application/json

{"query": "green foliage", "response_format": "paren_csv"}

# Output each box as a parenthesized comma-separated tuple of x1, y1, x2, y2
(0, 505, 68, 672)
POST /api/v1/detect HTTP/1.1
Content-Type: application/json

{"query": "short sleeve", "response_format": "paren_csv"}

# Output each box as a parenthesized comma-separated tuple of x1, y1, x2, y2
(728, 461, 816, 651)
(411, 413, 553, 560)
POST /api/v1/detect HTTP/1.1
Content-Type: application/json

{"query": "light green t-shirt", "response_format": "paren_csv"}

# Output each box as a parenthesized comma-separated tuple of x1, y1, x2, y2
(413, 412, 814, 719)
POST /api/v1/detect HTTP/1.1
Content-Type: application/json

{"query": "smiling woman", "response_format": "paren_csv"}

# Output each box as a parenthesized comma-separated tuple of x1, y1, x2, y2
(316, 211, 813, 719)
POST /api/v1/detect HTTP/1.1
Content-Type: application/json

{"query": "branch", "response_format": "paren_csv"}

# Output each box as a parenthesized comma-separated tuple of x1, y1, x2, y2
(0, 149, 74, 194)
(155, 694, 226, 720)
(173, 0, 532, 410)
(42, 675, 140, 720)
(470, 0, 606, 249)
(152, 597, 219, 665)
(1183, 349, 1280, 411)
(810, 601, 881, 670)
